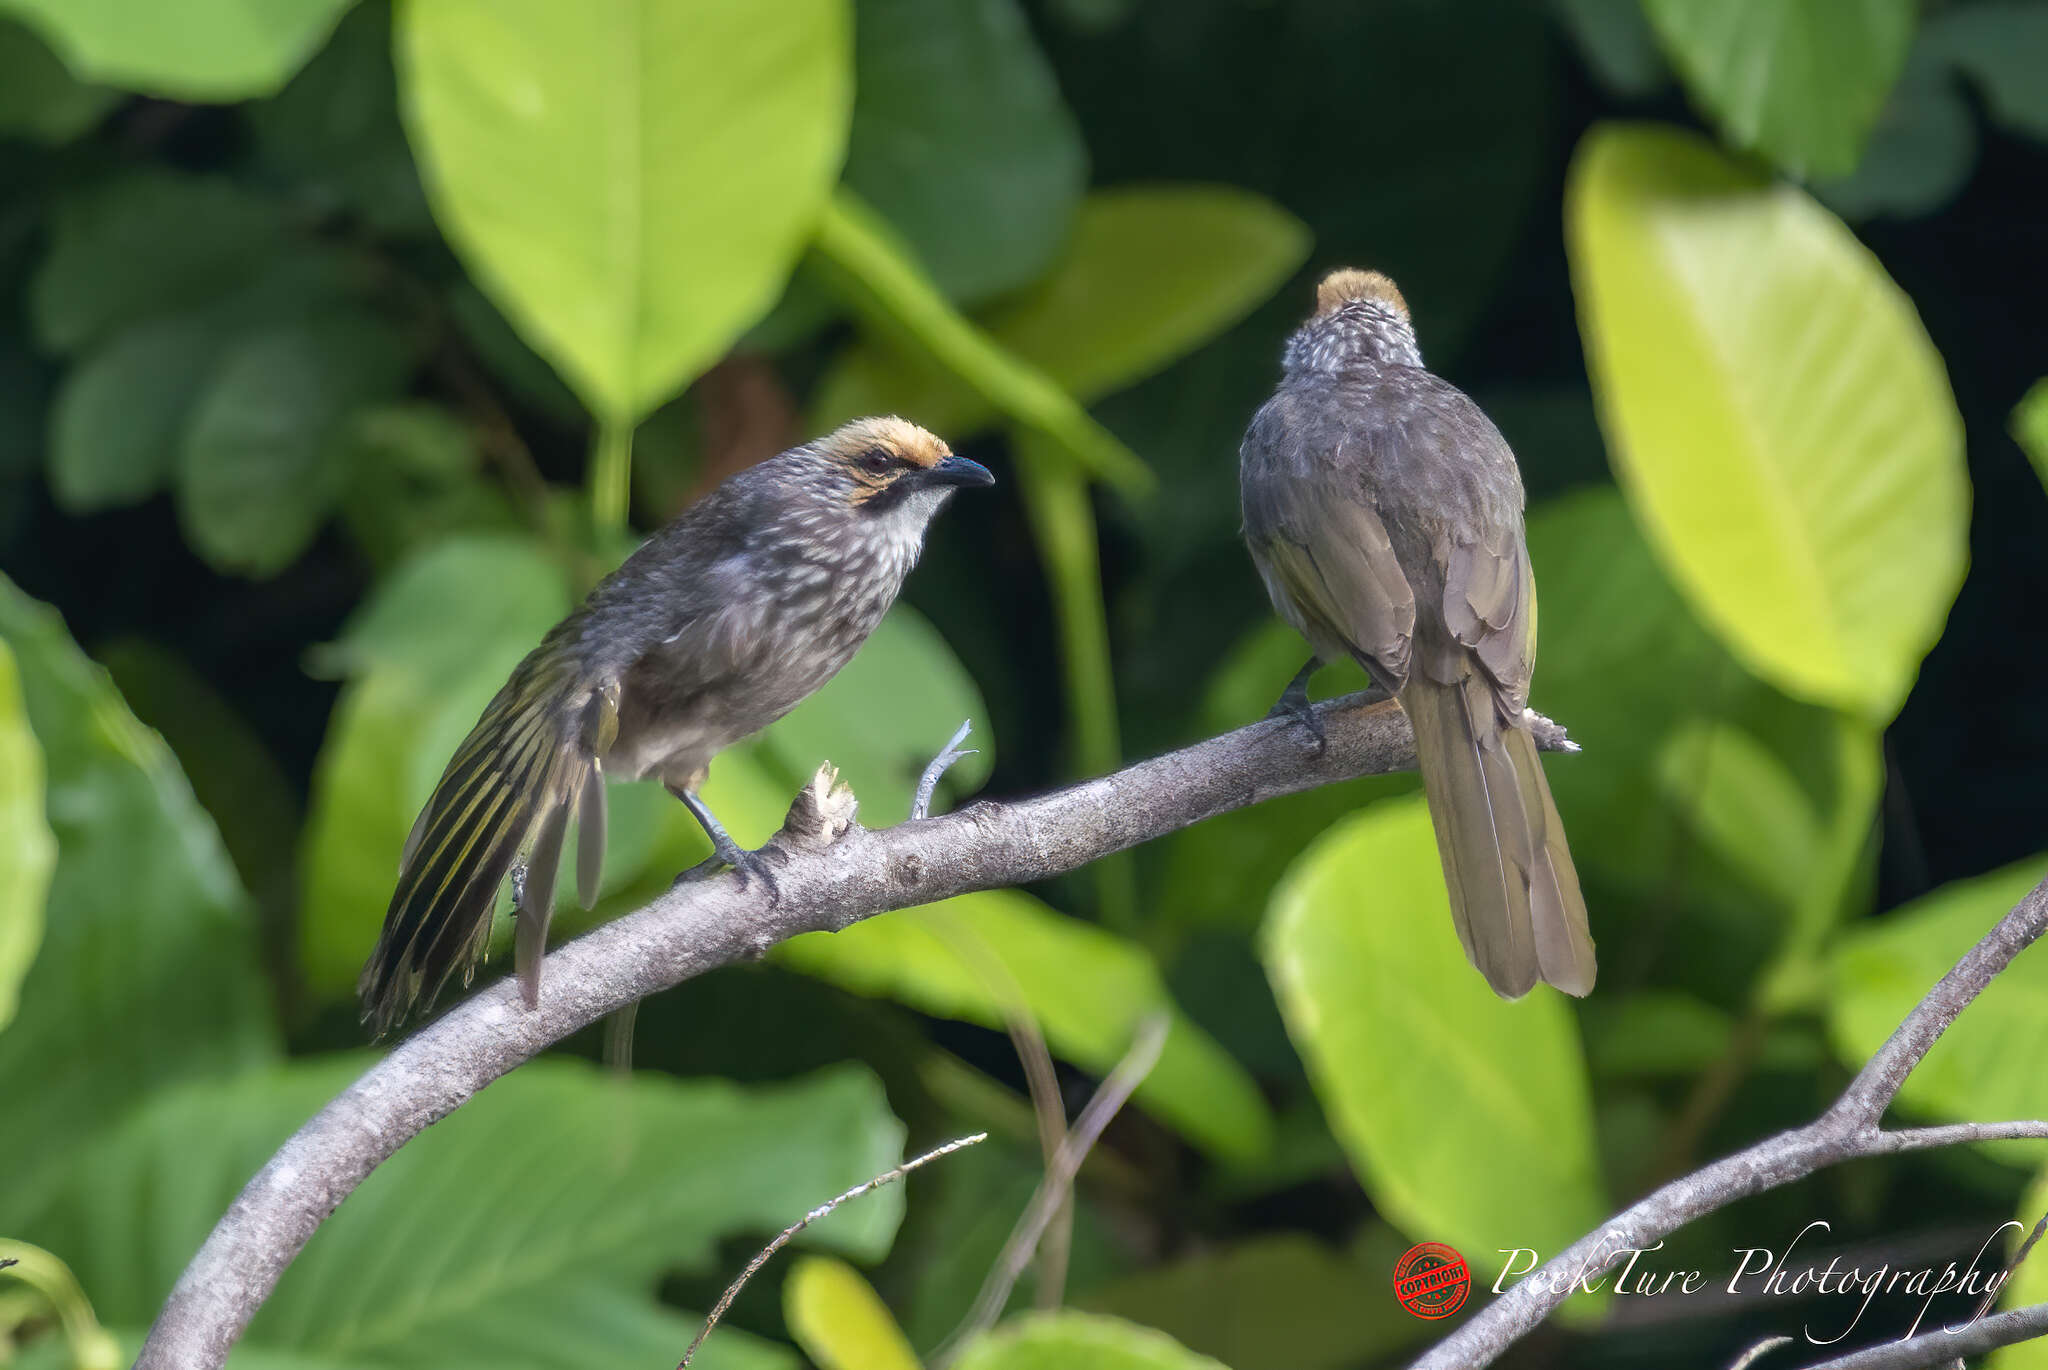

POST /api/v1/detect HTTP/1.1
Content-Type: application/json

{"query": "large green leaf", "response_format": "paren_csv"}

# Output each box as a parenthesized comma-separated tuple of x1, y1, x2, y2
(1263, 798, 1606, 1271)
(1526, 487, 1882, 1001)
(0, 17, 118, 143)
(814, 186, 1308, 442)
(2015, 379, 2048, 496)
(1925, 1, 2048, 144)
(27, 1057, 899, 1368)
(177, 310, 414, 576)
(762, 606, 991, 823)
(1567, 124, 1967, 723)
(1828, 856, 2048, 1139)
(954, 1313, 1231, 1370)
(396, 0, 852, 422)
(45, 243, 363, 515)
(0, 579, 277, 1232)
(0, 0, 354, 99)
(843, 0, 1085, 307)
(1642, 0, 1914, 178)
(29, 171, 287, 356)
(1815, 44, 1979, 223)
(785, 1256, 922, 1370)
(0, 638, 55, 1032)
(775, 889, 1273, 1164)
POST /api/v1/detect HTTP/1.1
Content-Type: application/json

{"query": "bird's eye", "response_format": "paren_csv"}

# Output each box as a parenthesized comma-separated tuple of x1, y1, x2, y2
(859, 448, 895, 476)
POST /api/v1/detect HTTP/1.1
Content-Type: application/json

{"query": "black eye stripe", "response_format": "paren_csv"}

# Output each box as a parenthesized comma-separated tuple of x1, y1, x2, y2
(859, 447, 896, 475)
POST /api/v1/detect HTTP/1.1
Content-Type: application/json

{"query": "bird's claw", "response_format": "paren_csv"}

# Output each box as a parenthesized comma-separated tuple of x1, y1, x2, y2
(672, 842, 784, 905)
(1267, 690, 1326, 756)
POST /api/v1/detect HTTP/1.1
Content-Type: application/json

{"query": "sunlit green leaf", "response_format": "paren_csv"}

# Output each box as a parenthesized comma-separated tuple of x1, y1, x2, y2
(954, 1312, 1231, 1370)
(808, 191, 1149, 493)
(0, 578, 276, 1232)
(0, 0, 354, 99)
(815, 186, 1308, 443)
(786, 1256, 922, 1370)
(1829, 856, 2048, 1150)
(0, 17, 118, 142)
(1263, 798, 1606, 1272)
(776, 889, 1273, 1164)
(1527, 487, 1882, 999)
(24, 1057, 898, 1368)
(1642, 0, 1914, 178)
(177, 310, 414, 576)
(1567, 124, 1967, 723)
(2014, 379, 2048, 496)
(845, 0, 1085, 307)
(396, 0, 852, 422)
(0, 639, 55, 1032)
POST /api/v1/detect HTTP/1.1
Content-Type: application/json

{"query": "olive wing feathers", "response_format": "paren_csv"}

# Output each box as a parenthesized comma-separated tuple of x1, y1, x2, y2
(358, 650, 618, 1036)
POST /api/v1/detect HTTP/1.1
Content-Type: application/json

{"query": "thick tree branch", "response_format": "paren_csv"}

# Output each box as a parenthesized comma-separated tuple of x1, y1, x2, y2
(139, 691, 1556, 1370)
(1412, 872, 2048, 1370)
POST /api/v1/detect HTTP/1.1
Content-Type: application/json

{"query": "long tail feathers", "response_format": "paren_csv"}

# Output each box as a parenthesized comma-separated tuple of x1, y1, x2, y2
(1402, 677, 1595, 999)
(358, 662, 608, 1037)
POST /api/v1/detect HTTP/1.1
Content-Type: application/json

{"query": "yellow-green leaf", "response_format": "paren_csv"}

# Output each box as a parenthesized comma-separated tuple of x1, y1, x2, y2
(1262, 798, 1606, 1274)
(0, 639, 55, 1032)
(815, 185, 1308, 444)
(786, 1256, 922, 1370)
(397, 0, 852, 422)
(1567, 123, 1967, 723)
(2014, 378, 2048, 496)
(776, 889, 1273, 1164)
(953, 1312, 1231, 1370)
(0, 0, 353, 100)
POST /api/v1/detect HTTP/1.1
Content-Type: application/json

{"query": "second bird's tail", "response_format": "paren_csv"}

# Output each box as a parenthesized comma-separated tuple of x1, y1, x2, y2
(1401, 676, 1595, 999)
(357, 650, 613, 1037)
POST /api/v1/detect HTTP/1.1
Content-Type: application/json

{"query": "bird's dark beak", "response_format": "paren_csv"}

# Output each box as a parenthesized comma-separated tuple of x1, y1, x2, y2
(921, 455, 995, 489)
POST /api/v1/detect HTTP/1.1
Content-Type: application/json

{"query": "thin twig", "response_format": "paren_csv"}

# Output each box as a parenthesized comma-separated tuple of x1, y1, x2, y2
(1966, 1203, 2048, 1327)
(678, 1132, 988, 1368)
(913, 719, 978, 822)
(928, 920, 1074, 1308)
(934, 1014, 1170, 1364)
(1788, 1299, 2048, 1370)
(1729, 1335, 1795, 1370)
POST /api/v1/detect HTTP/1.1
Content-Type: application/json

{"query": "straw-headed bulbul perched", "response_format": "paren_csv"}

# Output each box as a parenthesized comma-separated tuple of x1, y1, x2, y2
(1239, 269, 1594, 998)
(358, 416, 994, 1036)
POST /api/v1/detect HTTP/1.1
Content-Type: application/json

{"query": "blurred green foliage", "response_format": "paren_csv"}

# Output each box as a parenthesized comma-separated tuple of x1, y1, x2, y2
(2, 0, 2047, 1367)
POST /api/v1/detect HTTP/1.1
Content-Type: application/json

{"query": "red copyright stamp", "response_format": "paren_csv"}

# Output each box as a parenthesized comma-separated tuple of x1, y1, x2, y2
(1393, 1241, 1471, 1319)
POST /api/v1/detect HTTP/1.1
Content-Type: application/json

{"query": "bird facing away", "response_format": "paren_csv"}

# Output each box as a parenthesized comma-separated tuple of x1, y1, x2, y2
(1239, 268, 1594, 998)
(358, 416, 995, 1035)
